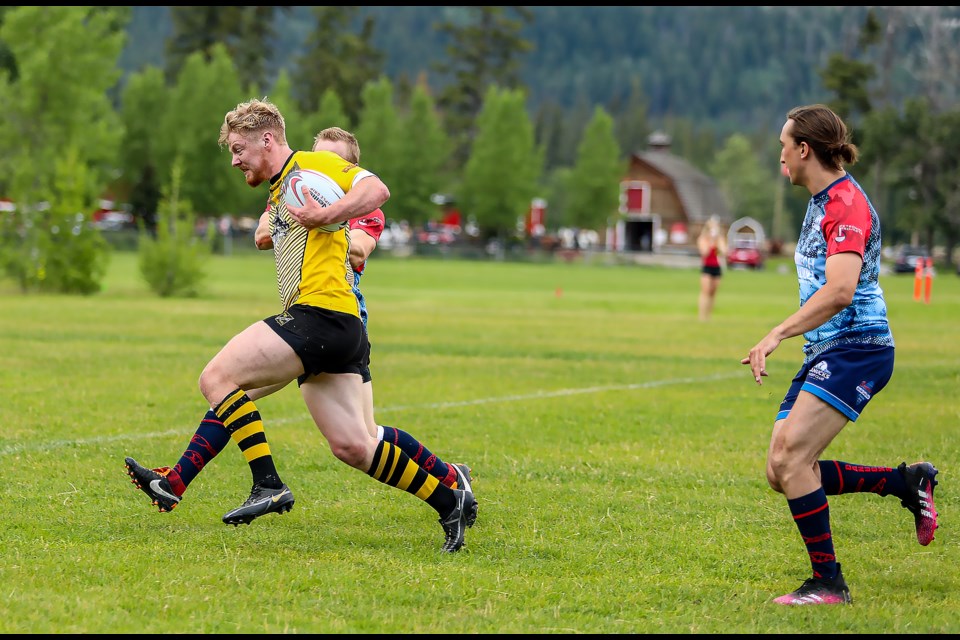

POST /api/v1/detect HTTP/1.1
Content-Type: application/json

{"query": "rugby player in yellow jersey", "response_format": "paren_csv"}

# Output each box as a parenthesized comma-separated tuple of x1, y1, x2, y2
(252, 126, 474, 493)
(124, 99, 477, 553)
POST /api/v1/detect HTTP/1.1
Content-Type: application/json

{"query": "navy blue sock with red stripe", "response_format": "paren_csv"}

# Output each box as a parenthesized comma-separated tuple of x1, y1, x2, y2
(379, 425, 456, 487)
(168, 410, 231, 496)
(818, 460, 907, 497)
(787, 488, 837, 580)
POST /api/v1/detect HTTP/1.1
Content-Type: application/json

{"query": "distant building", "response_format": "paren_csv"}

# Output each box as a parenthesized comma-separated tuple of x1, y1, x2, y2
(608, 132, 731, 253)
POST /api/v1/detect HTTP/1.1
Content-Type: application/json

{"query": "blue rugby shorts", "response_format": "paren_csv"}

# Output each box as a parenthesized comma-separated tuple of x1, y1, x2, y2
(776, 343, 895, 423)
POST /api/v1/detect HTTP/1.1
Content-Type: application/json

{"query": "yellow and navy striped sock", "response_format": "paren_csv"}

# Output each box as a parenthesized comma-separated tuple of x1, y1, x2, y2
(379, 425, 457, 488)
(215, 389, 283, 489)
(368, 440, 455, 515)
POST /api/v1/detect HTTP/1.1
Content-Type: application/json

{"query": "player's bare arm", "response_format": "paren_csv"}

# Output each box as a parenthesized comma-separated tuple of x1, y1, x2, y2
(349, 228, 377, 272)
(742, 252, 861, 384)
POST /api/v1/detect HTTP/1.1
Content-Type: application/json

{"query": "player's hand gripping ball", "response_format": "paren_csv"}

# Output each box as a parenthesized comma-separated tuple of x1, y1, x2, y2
(282, 169, 345, 232)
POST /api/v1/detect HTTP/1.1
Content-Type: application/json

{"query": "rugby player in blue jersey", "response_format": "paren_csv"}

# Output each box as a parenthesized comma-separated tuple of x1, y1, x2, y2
(742, 104, 939, 605)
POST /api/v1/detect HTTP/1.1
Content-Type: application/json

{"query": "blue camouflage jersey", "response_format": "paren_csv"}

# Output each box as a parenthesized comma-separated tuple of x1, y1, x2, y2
(793, 174, 894, 362)
(353, 271, 369, 328)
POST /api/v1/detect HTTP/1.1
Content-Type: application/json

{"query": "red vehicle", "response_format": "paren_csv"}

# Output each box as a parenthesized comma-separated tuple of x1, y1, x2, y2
(726, 238, 765, 270)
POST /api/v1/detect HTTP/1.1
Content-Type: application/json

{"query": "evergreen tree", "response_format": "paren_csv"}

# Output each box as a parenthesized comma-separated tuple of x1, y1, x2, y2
(559, 97, 596, 169)
(233, 6, 289, 93)
(432, 6, 534, 167)
(295, 7, 383, 123)
(612, 76, 651, 157)
(566, 107, 624, 230)
(542, 166, 573, 229)
(867, 98, 960, 258)
(166, 6, 290, 91)
(820, 54, 876, 126)
(661, 117, 719, 174)
(459, 86, 542, 240)
(120, 7, 960, 135)
(533, 100, 567, 171)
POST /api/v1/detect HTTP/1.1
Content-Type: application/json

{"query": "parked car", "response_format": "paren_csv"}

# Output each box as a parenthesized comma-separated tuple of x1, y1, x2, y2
(726, 238, 764, 270)
(892, 245, 931, 274)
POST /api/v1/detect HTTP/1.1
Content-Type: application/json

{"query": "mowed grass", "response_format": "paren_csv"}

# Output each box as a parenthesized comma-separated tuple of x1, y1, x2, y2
(0, 250, 957, 633)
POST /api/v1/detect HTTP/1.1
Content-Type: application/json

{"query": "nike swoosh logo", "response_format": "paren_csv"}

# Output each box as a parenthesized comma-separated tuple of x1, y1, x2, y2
(455, 468, 472, 494)
(243, 488, 291, 509)
(149, 479, 179, 502)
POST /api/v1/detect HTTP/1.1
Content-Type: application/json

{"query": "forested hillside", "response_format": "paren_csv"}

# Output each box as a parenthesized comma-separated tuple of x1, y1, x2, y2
(121, 6, 953, 136)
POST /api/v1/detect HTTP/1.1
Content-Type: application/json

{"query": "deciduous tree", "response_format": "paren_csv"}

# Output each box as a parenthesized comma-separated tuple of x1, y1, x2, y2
(459, 86, 542, 240)
(566, 107, 624, 230)
(0, 6, 126, 293)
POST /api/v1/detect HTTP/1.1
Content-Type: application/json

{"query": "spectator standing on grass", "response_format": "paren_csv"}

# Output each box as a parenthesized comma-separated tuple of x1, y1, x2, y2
(742, 104, 939, 605)
(697, 216, 726, 321)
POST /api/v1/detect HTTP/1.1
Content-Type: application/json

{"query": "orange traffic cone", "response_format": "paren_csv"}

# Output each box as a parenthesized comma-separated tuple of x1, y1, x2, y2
(924, 257, 933, 304)
(914, 259, 923, 301)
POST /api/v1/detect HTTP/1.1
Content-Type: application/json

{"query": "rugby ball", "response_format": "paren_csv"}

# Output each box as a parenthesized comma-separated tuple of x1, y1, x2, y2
(282, 169, 346, 232)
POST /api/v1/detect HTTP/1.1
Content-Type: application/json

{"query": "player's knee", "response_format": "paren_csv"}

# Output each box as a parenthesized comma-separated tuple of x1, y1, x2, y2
(767, 450, 794, 490)
(765, 464, 784, 493)
(198, 363, 229, 406)
(329, 439, 370, 469)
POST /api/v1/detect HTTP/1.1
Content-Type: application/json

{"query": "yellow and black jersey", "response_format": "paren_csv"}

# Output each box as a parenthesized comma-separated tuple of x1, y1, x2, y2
(266, 150, 375, 315)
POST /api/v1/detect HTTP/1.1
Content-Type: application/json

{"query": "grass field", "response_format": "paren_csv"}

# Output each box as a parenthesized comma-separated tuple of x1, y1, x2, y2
(1, 250, 957, 633)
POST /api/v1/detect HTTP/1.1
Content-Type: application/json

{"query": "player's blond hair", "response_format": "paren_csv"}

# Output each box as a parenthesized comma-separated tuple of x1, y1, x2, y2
(218, 98, 287, 147)
(313, 127, 360, 164)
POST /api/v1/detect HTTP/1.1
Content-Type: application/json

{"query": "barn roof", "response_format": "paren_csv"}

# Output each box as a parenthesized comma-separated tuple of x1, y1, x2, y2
(632, 149, 732, 225)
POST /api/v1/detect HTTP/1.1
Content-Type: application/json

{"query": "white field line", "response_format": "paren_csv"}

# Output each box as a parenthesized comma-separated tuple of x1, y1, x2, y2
(1, 372, 741, 457)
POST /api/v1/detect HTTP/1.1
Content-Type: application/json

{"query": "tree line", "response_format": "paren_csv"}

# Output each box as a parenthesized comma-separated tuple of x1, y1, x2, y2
(0, 6, 958, 295)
